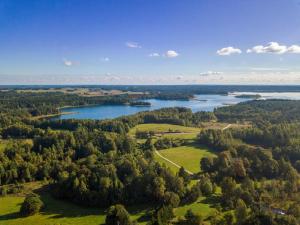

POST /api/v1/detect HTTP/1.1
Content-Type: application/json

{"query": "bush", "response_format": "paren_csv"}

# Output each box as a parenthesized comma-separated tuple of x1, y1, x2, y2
(105, 204, 132, 225)
(20, 194, 44, 216)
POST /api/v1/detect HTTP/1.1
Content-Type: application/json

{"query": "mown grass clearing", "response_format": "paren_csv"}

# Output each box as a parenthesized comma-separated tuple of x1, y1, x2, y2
(156, 144, 215, 173)
(162, 132, 198, 140)
(175, 196, 217, 219)
(154, 153, 180, 174)
(129, 123, 201, 136)
(0, 193, 151, 225)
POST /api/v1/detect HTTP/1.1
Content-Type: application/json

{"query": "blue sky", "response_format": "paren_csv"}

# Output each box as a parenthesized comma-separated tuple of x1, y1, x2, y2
(1, 0, 300, 84)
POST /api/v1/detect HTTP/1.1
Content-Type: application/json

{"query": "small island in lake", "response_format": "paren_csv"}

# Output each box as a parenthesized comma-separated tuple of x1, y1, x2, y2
(235, 94, 261, 99)
(129, 101, 151, 106)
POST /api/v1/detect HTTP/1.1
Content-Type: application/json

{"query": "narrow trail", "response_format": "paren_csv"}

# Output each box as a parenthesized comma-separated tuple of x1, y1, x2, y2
(222, 124, 232, 131)
(155, 150, 194, 175)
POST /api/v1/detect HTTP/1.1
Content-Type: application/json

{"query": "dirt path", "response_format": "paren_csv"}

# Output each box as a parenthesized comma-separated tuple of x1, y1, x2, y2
(222, 124, 232, 131)
(155, 150, 194, 175)
(154, 124, 231, 176)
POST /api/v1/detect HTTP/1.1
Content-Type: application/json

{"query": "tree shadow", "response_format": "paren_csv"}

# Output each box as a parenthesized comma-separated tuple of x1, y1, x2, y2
(200, 195, 221, 208)
(0, 185, 152, 224)
(0, 212, 22, 221)
(0, 201, 24, 221)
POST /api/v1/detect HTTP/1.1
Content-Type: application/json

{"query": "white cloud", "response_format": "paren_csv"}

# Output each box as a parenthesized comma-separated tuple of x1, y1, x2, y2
(250, 67, 289, 71)
(199, 71, 223, 76)
(63, 59, 74, 67)
(287, 45, 300, 53)
(217, 47, 242, 56)
(247, 42, 300, 54)
(101, 57, 110, 62)
(126, 42, 141, 48)
(165, 50, 179, 58)
(149, 53, 160, 57)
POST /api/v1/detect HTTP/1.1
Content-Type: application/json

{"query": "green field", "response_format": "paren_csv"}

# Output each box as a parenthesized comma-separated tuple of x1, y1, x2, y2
(156, 144, 215, 173)
(129, 123, 201, 135)
(0, 193, 151, 225)
(175, 196, 217, 218)
(0, 191, 219, 225)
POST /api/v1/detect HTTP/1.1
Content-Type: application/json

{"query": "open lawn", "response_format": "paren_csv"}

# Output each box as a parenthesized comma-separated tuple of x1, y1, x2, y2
(156, 144, 216, 174)
(129, 123, 201, 136)
(0, 193, 151, 225)
(0, 188, 218, 225)
(175, 196, 217, 219)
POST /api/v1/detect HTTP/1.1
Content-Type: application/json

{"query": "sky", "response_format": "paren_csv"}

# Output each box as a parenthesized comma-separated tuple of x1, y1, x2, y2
(1, 0, 300, 85)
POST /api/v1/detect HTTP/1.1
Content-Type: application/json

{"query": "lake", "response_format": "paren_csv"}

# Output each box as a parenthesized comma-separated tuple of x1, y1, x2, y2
(58, 92, 300, 120)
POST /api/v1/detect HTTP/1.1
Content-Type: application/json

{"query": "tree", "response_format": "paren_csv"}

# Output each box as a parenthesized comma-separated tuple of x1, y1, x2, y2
(185, 209, 203, 225)
(223, 212, 234, 225)
(200, 179, 214, 196)
(163, 191, 180, 208)
(152, 177, 166, 200)
(235, 199, 248, 224)
(183, 184, 201, 204)
(221, 177, 237, 208)
(151, 205, 174, 225)
(200, 157, 215, 173)
(178, 167, 190, 184)
(143, 137, 155, 151)
(20, 194, 44, 216)
(105, 204, 132, 225)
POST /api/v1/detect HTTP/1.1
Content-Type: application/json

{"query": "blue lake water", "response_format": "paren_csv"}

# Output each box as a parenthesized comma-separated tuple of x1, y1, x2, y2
(58, 92, 300, 120)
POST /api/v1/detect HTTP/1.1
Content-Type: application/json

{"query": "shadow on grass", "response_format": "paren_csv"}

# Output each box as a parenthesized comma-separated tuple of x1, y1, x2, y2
(184, 142, 217, 154)
(0, 212, 22, 221)
(200, 195, 221, 208)
(0, 185, 152, 225)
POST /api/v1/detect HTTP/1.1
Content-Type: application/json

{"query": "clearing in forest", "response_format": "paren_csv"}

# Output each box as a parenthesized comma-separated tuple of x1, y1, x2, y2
(155, 144, 215, 174)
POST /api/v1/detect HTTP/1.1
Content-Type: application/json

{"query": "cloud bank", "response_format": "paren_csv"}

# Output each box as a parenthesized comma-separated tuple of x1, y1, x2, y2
(247, 42, 300, 54)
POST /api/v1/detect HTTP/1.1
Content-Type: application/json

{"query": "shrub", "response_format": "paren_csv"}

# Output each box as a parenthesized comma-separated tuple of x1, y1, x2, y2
(105, 204, 132, 225)
(20, 194, 44, 216)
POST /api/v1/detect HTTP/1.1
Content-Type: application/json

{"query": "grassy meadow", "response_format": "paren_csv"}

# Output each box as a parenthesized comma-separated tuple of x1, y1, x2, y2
(156, 145, 215, 173)
(0, 193, 151, 225)
(129, 123, 201, 135)
(129, 123, 216, 174)
(0, 185, 219, 225)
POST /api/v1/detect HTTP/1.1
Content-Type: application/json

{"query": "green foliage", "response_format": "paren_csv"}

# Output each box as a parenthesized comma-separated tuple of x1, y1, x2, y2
(198, 129, 234, 151)
(20, 194, 44, 216)
(105, 204, 132, 225)
(215, 99, 300, 124)
(184, 209, 203, 225)
(235, 199, 248, 224)
(199, 178, 214, 196)
(154, 137, 185, 150)
(150, 205, 174, 225)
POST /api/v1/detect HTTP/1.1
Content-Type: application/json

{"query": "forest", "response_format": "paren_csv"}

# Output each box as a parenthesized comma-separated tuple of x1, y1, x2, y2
(0, 90, 299, 225)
